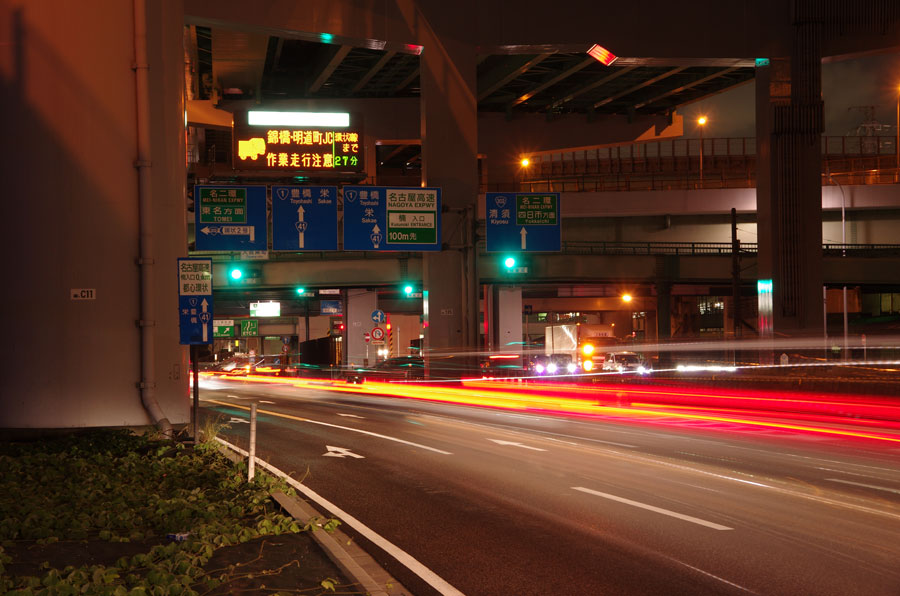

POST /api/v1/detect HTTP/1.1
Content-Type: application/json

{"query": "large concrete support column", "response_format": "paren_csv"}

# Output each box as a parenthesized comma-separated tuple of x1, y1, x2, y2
(655, 281, 672, 368)
(755, 2, 824, 339)
(497, 286, 523, 352)
(345, 289, 377, 366)
(412, 3, 479, 361)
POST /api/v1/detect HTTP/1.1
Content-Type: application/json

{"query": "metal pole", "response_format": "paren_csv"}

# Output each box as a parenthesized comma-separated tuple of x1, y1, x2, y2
(699, 131, 704, 186)
(191, 344, 199, 442)
(248, 403, 257, 482)
(731, 208, 741, 365)
(896, 89, 899, 177)
(841, 181, 848, 360)
(823, 286, 828, 359)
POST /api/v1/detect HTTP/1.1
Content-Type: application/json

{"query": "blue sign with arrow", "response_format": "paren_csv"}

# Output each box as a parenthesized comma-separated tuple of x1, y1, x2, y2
(371, 309, 386, 324)
(177, 258, 214, 345)
(485, 192, 561, 252)
(342, 186, 441, 251)
(272, 185, 338, 251)
(194, 185, 267, 251)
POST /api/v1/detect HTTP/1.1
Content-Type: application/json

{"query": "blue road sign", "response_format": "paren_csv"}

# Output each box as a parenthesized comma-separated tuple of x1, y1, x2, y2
(371, 309, 386, 324)
(272, 185, 338, 251)
(177, 258, 214, 345)
(194, 185, 267, 251)
(343, 186, 441, 251)
(320, 300, 342, 315)
(485, 192, 561, 252)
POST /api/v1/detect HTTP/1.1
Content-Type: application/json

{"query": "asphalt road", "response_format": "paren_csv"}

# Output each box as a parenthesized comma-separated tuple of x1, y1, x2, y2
(198, 376, 900, 596)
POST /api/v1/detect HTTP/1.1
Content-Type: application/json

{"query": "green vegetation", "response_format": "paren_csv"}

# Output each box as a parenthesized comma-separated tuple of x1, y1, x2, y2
(0, 428, 351, 595)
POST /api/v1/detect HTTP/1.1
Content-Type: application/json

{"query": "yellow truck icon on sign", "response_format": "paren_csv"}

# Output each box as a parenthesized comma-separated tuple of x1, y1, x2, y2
(238, 138, 266, 160)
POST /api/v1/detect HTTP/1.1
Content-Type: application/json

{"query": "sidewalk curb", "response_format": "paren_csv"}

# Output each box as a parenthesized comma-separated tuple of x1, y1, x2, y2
(215, 441, 409, 595)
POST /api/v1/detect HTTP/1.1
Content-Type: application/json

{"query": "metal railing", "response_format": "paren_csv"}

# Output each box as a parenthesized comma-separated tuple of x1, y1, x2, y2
(477, 241, 900, 257)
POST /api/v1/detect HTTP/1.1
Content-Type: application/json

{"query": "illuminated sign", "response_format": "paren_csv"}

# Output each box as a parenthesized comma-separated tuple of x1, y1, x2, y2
(233, 111, 364, 173)
(249, 302, 280, 317)
(587, 44, 618, 66)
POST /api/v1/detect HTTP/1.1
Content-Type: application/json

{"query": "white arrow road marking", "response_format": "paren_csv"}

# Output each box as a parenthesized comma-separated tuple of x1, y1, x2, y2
(826, 478, 900, 495)
(228, 417, 250, 424)
(323, 446, 365, 459)
(572, 486, 733, 530)
(520, 227, 528, 249)
(337, 413, 365, 419)
(488, 439, 546, 451)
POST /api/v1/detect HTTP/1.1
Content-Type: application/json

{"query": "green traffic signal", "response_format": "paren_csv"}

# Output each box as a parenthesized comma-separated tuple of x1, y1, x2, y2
(296, 287, 305, 295)
(403, 284, 414, 296)
(503, 256, 516, 269)
(229, 267, 243, 281)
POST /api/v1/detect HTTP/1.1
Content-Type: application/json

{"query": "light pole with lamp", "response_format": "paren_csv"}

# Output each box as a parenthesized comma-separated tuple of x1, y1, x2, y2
(697, 116, 707, 186)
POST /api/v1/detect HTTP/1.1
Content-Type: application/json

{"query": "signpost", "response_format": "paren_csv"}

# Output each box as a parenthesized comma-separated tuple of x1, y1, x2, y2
(272, 185, 338, 251)
(371, 326, 385, 345)
(194, 185, 267, 251)
(371, 309, 386, 324)
(485, 192, 560, 252)
(342, 186, 441, 251)
(240, 319, 259, 336)
(177, 257, 213, 443)
(213, 319, 235, 338)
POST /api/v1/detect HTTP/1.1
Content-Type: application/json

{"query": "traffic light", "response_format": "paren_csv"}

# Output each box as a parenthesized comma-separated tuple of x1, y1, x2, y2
(295, 287, 305, 296)
(501, 255, 528, 274)
(225, 263, 261, 285)
(403, 284, 414, 296)
(229, 266, 244, 281)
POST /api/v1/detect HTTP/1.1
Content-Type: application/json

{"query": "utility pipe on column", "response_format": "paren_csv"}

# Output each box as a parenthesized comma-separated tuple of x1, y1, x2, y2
(133, 0, 172, 437)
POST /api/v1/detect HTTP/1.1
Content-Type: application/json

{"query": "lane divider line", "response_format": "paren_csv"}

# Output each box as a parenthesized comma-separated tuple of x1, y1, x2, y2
(826, 478, 900, 495)
(216, 438, 465, 596)
(572, 486, 734, 531)
(207, 399, 452, 455)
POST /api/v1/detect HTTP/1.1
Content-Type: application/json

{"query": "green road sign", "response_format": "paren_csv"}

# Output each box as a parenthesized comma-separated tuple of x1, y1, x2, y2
(213, 319, 235, 338)
(386, 188, 438, 244)
(240, 319, 258, 336)
(516, 194, 557, 226)
(198, 187, 248, 224)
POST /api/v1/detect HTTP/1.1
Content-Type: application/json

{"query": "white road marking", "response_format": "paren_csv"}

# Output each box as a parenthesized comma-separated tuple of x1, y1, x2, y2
(677, 561, 757, 593)
(206, 399, 452, 455)
(572, 486, 734, 531)
(826, 478, 900, 495)
(228, 417, 250, 424)
(259, 400, 275, 404)
(337, 413, 365, 419)
(323, 446, 365, 459)
(488, 439, 547, 451)
(216, 438, 465, 596)
(227, 394, 243, 399)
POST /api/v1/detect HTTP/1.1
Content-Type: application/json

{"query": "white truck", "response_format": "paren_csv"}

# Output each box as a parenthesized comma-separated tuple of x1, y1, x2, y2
(537, 324, 618, 374)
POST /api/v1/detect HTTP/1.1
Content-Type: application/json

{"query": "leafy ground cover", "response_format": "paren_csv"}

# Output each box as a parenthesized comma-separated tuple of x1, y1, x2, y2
(0, 428, 360, 595)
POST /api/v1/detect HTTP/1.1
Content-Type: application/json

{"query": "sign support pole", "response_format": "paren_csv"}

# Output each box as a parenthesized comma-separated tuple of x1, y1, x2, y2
(191, 344, 199, 442)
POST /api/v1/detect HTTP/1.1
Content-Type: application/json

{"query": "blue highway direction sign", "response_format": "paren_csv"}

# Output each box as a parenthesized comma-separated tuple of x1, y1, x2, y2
(343, 186, 441, 251)
(177, 258, 213, 345)
(272, 185, 338, 251)
(194, 185, 267, 251)
(485, 192, 560, 252)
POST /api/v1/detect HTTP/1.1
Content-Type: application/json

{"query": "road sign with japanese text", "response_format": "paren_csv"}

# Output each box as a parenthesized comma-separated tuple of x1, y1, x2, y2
(485, 192, 560, 252)
(177, 258, 213, 345)
(272, 185, 338, 251)
(194, 185, 267, 251)
(342, 186, 441, 251)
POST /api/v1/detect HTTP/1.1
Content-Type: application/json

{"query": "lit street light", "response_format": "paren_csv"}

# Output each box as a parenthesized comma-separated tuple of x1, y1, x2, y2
(697, 116, 708, 186)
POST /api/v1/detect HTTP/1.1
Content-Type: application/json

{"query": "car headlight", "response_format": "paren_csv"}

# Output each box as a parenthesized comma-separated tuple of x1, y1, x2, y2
(567, 362, 577, 373)
(637, 365, 647, 374)
(547, 362, 558, 374)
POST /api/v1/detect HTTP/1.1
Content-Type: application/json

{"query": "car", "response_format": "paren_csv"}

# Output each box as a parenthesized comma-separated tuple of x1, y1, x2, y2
(345, 355, 475, 383)
(601, 351, 651, 374)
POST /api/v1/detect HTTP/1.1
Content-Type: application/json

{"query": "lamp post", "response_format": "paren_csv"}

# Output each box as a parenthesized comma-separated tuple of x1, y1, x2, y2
(697, 116, 707, 186)
(519, 156, 531, 192)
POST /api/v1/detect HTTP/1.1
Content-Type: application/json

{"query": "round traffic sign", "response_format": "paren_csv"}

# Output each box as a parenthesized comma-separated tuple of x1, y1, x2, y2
(281, 344, 289, 353)
(371, 327, 385, 341)
(364, 332, 371, 343)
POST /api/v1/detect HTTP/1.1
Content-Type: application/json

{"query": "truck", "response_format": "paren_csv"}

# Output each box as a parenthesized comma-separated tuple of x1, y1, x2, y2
(535, 324, 618, 374)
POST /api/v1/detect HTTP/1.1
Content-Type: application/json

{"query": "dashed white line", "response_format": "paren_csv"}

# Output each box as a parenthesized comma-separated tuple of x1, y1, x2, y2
(826, 478, 900, 495)
(572, 486, 733, 531)
(259, 400, 275, 404)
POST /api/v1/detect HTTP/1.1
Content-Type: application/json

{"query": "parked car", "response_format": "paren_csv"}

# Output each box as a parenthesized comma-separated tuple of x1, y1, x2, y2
(601, 351, 651, 374)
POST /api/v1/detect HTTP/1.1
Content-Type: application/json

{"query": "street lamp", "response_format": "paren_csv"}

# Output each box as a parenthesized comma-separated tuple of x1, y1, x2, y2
(697, 116, 708, 186)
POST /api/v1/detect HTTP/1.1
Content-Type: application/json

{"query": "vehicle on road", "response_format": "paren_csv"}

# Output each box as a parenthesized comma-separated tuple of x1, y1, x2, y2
(601, 351, 651, 374)
(544, 324, 619, 372)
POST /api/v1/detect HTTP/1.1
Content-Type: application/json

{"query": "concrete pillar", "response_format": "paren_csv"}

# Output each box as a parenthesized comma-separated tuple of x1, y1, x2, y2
(345, 289, 377, 367)
(655, 282, 672, 368)
(755, 1, 824, 338)
(497, 287, 523, 352)
(415, 3, 479, 362)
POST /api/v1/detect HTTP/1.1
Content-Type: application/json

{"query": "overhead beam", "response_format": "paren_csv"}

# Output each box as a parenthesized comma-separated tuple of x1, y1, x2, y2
(383, 144, 411, 162)
(632, 67, 740, 109)
(351, 50, 397, 93)
(393, 67, 420, 93)
(592, 66, 687, 110)
(309, 45, 352, 93)
(509, 56, 594, 107)
(546, 66, 637, 110)
(478, 54, 551, 101)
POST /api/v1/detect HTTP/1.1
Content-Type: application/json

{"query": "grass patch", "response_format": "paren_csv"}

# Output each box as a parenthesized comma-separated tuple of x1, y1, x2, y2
(0, 428, 357, 595)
